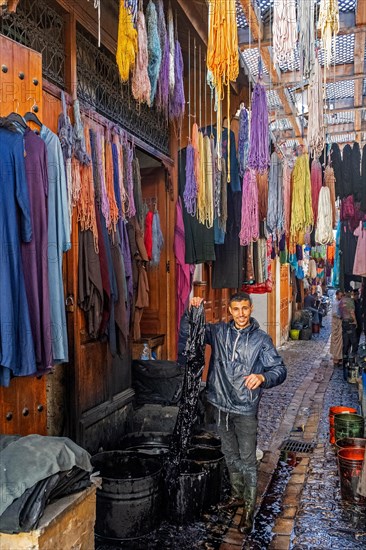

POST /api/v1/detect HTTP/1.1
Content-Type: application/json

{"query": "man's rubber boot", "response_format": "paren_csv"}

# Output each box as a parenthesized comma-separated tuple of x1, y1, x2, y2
(238, 486, 257, 534)
(219, 472, 244, 510)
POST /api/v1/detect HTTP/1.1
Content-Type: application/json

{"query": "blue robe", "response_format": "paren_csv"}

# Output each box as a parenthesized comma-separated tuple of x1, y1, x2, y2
(0, 128, 37, 386)
(40, 126, 71, 363)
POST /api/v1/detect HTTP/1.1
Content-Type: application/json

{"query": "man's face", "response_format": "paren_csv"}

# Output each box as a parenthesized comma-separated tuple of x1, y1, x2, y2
(229, 299, 253, 330)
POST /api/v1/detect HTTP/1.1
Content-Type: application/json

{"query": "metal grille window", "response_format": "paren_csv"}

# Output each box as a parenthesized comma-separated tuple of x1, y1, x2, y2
(0, 0, 65, 88)
(76, 26, 170, 156)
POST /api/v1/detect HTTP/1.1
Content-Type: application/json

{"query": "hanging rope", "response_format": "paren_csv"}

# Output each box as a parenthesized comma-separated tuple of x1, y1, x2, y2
(116, 0, 137, 82)
(324, 164, 336, 228)
(272, 0, 297, 67)
(247, 81, 270, 173)
(315, 186, 333, 244)
(206, 0, 238, 167)
(311, 158, 323, 224)
(307, 58, 325, 159)
(318, 0, 339, 68)
(290, 153, 313, 243)
(131, 8, 151, 106)
(239, 169, 259, 246)
(297, 0, 315, 80)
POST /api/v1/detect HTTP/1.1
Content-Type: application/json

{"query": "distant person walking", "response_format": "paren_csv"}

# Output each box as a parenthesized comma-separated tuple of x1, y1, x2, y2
(340, 291, 358, 357)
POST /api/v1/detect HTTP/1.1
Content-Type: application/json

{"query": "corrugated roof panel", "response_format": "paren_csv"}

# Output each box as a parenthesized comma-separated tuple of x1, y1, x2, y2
(236, 0, 248, 28)
(270, 118, 293, 131)
(330, 132, 356, 143)
(326, 80, 354, 100)
(266, 89, 283, 109)
(242, 47, 269, 77)
(324, 111, 354, 125)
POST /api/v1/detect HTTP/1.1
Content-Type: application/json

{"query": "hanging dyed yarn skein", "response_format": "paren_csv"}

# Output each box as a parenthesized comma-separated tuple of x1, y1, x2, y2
(239, 169, 259, 246)
(315, 186, 334, 245)
(324, 164, 336, 228)
(307, 58, 325, 159)
(247, 67, 270, 174)
(297, 0, 315, 80)
(206, 0, 238, 179)
(116, 0, 138, 82)
(290, 152, 313, 244)
(311, 158, 323, 225)
(146, 0, 162, 104)
(272, 0, 297, 66)
(131, 6, 151, 105)
(318, 0, 339, 67)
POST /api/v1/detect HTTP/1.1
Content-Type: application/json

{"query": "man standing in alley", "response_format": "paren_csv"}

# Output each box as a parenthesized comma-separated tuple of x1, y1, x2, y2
(340, 290, 358, 357)
(188, 292, 287, 534)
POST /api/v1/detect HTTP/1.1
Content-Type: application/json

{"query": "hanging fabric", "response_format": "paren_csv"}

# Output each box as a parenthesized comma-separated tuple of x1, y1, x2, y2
(361, 144, 366, 212)
(351, 142, 362, 202)
(105, 138, 119, 233)
(315, 186, 333, 244)
(247, 81, 270, 173)
(151, 211, 164, 267)
(57, 91, 73, 223)
(353, 222, 366, 277)
(311, 158, 323, 225)
(131, 8, 151, 105)
(146, 0, 162, 104)
(116, 0, 137, 82)
(297, 0, 315, 80)
(73, 100, 91, 165)
(341, 144, 353, 197)
(307, 59, 324, 159)
(272, 0, 297, 67)
(318, 0, 339, 67)
(239, 169, 259, 246)
(78, 125, 98, 250)
(330, 142, 343, 198)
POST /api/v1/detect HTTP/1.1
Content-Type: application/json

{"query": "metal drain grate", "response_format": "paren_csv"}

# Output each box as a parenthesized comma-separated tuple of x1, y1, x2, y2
(280, 439, 314, 453)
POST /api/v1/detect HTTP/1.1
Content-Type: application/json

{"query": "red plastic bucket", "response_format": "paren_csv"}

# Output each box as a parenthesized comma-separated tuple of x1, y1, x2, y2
(329, 406, 357, 444)
(337, 447, 366, 504)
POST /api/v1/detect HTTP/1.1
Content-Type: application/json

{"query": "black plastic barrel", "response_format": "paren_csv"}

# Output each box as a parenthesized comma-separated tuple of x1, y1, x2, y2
(337, 447, 366, 505)
(166, 460, 208, 524)
(334, 413, 364, 441)
(120, 431, 171, 457)
(187, 445, 225, 509)
(92, 451, 162, 541)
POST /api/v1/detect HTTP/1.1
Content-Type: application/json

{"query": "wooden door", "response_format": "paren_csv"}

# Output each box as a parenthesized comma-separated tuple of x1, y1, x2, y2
(0, 35, 47, 435)
(267, 259, 277, 345)
(139, 167, 170, 358)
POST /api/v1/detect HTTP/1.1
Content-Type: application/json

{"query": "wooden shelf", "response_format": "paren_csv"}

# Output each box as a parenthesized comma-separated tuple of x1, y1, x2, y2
(132, 334, 165, 360)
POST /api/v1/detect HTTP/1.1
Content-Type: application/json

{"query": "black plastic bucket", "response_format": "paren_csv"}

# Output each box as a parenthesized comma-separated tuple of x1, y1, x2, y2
(190, 430, 221, 449)
(92, 451, 162, 541)
(120, 431, 171, 457)
(337, 447, 366, 505)
(334, 413, 365, 441)
(186, 445, 225, 509)
(166, 460, 208, 524)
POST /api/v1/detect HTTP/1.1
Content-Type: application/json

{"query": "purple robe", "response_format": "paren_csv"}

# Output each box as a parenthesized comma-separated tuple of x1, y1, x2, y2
(21, 129, 52, 371)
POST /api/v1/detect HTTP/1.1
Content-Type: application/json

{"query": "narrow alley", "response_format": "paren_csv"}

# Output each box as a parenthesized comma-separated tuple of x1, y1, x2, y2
(96, 309, 366, 550)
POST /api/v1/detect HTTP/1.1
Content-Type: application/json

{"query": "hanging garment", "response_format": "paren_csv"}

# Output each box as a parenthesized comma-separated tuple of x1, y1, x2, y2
(144, 210, 154, 260)
(40, 125, 71, 364)
(178, 148, 215, 264)
(353, 222, 366, 277)
(151, 211, 164, 267)
(331, 143, 343, 199)
(361, 144, 366, 212)
(78, 227, 103, 338)
(21, 128, 52, 372)
(340, 222, 358, 276)
(174, 198, 194, 337)
(0, 128, 36, 386)
(342, 144, 353, 198)
(127, 217, 149, 341)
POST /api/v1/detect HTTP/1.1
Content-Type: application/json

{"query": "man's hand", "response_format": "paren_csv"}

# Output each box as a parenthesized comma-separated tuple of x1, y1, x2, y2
(190, 297, 204, 308)
(244, 373, 265, 390)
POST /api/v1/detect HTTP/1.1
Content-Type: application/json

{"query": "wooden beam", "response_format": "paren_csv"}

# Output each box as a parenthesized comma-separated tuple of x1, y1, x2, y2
(176, 0, 208, 46)
(270, 63, 355, 86)
(356, 0, 366, 25)
(239, 12, 362, 48)
(239, 0, 263, 41)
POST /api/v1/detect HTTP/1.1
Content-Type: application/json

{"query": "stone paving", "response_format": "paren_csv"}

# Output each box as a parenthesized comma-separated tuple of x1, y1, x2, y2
(96, 309, 366, 549)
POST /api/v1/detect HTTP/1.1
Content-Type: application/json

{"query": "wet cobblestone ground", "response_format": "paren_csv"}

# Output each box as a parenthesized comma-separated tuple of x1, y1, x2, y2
(291, 355, 366, 549)
(96, 309, 366, 549)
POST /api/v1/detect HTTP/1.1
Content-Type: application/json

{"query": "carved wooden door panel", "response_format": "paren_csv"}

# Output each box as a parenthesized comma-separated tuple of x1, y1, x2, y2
(0, 35, 47, 435)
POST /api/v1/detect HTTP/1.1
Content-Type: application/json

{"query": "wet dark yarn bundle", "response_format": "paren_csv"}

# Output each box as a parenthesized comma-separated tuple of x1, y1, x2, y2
(331, 143, 343, 199)
(169, 302, 206, 466)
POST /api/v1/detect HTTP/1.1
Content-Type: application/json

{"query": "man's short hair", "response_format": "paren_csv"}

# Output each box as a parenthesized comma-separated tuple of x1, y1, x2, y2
(335, 289, 342, 297)
(229, 292, 252, 305)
